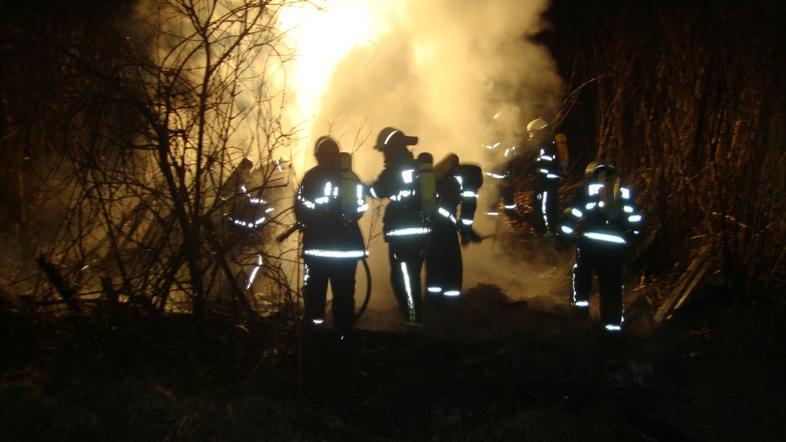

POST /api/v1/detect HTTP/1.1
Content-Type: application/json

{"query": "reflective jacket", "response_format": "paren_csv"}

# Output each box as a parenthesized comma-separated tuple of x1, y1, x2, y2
(535, 141, 562, 182)
(295, 165, 367, 258)
(561, 180, 643, 245)
(370, 151, 431, 240)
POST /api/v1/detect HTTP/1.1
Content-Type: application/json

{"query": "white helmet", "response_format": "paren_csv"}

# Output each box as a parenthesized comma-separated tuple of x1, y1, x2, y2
(526, 117, 549, 141)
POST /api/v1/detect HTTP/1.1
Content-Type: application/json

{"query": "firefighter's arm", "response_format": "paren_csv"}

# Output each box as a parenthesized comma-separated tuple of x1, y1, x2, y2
(368, 168, 394, 199)
(620, 186, 643, 238)
(342, 173, 368, 224)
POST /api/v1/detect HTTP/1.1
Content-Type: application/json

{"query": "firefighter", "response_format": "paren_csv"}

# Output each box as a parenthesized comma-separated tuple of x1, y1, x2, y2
(484, 143, 519, 216)
(425, 155, 484, 298)
(528, 117, 567, 236)
(294, 136, 368, 335)
(560, 163, 643, 333)
(369, 127, 432, 324)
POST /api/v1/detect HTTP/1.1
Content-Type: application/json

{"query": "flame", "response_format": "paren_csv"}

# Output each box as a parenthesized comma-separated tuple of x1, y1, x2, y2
(276, 1, 398, 173)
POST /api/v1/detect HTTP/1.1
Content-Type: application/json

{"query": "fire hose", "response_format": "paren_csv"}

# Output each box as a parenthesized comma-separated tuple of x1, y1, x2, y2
(276, 224, 372, 321)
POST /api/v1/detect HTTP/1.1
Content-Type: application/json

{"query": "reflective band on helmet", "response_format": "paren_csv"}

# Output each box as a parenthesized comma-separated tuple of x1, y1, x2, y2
(584, 232, 627, 244)
(384, 129, 399, 145)
(386, 227, 431, 237)
(304, 249, 368, 258)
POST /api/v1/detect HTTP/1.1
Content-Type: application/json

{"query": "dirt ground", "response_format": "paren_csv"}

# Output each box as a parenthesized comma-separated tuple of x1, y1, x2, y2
(2, 279, 785, 442)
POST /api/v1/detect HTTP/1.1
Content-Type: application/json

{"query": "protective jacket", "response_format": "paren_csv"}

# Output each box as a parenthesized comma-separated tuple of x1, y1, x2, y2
(295, 165, 367, 258)
(370, 150, 432, 240)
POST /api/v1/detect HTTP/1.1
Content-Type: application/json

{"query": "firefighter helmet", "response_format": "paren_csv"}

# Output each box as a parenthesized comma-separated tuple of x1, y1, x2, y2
(314, 136, 339, 156)
(526, 117, 549, 141)
(374, 127, 419, 151)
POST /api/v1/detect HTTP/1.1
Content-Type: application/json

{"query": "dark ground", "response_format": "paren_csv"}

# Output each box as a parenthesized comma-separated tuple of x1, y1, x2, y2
(1, 284, 785, 442)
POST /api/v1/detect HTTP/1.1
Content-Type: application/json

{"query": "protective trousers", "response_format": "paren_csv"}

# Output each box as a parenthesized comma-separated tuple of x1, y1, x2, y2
(571, 240, 627, 328)
(533, 179, 560, 234)
(425, 218, 462, 297)
(388, 237, 427, 323)
(303, 256, 358, 333)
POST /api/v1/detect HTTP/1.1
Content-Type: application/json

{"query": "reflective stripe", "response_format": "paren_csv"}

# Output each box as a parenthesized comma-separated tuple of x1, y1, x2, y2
(546, 173, 560, 179)
(604, 324, 622, 332)
(401, 262, 416, 323)
(254, 217, 266, 226)
(539, 155, 554, 161)
(402, 169, 414, 183)
(304, 249, 367, 258)
(444, 290, 460, 297)
(312, 319, 325, 325)
(265, 207, 275, 213)
(504, 148, 511, 157)
(386, 227, 431, 237)
(384, 129, 399, 145)
(369, 187, 379, 198)
(357, 203, 369, 212)
(427, 287, 442, 293)
(571, 208, 583, 218)
(486, 211, 499, 216)
(628, 214, 642, 222)
(438, 207, 450, 217)
(486, 172, 507, 179)
(624, 205, 633, 213)
(574, 300, 589, 308)
(541, 191, 549, 230)
(584, 232, 627, 244)
(246, 254, 263, 290)
(314, 196, 329, 205)
(585, 202, 596, 210)
(589, 184, 602, 195)
(324, 182, 332, 196)
(455, 175, 463, 186)
(356, 184, 363, 199)
(249, 197, 266, 204)
(538, 168, 550, 174)
(621, 188, 630, 199)
(561, 225, 574, 234)
(504, 203, 517, 209)
(461, 191, 478, 198)
(461, 219, 473, 226)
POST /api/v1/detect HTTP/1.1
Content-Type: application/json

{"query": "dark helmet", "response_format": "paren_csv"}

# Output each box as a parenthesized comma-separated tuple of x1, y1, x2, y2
(374, 127, 419, 151)
(314, 136, 339, 156)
